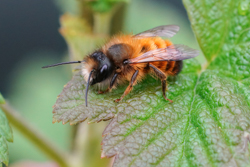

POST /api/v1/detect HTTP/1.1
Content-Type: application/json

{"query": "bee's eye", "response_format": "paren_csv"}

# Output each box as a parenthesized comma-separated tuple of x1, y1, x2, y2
(98, 56, 103, 61)
(92, 51, 105, 61)
(100, 64, 108, 73)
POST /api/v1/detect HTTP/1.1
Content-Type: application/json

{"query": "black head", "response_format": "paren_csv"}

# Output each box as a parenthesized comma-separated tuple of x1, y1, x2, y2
(89, 51, 114, 85)
(84, 51, 114, 107)
(42, 51, 114, 107)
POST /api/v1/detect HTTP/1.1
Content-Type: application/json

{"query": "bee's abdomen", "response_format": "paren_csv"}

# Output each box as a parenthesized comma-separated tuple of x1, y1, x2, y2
(157, 40, 183, 76)
(170, 60, 183, 75)
(139, 38, 183, 76)
(164, 60, 183, 76)
(152, 60, 183, 76)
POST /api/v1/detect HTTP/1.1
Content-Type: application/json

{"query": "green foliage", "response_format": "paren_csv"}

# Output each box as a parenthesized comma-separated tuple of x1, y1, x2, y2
(0, 108, 13, 166)
(51, 0, 250, 166)
(89, 0, 115, 13)
(0, 135, 8, 167)
(0, 94, 13, 167)
(0, 93, 5, 104)
(88, 0, 129, 13)
(0, 110, 13, 143)
(6, 54, 72, 165)
(238, 0, 250, 15)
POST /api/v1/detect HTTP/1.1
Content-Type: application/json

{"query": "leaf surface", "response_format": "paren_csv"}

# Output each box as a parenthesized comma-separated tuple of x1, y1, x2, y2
(0, 93, 5, 104)
(0, 107, 13, 166)
(53, 1, 250, 166)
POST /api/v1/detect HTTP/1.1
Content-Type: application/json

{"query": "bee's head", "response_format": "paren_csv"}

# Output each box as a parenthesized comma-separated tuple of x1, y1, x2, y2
(42, 51, 113, 107)
(83, 51, 114, 85)
(83, 51, 114, 107)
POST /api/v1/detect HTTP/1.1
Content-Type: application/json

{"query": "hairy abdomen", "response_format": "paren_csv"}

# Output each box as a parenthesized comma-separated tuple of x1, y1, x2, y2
(138, 39, 183, 76)
(151, 60, 183, 76)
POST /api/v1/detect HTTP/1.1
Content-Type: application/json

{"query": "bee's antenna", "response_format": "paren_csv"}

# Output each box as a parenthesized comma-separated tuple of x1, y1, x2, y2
(42, 61, 82, 69)
(85, 69, 94, 107)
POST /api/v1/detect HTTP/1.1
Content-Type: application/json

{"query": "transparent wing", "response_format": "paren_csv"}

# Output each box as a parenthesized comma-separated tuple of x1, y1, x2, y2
(128, 44, 199, 64)
(133, 25, 180, 38)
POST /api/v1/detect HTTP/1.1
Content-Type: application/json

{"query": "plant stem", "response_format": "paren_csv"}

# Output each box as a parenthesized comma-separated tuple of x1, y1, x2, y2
(93, 3, 125, 35)
(70, 123, 89, 167)
(0, 102, 70, 167)
(110, 2, 127, 35)
(93, 12, 113, 35)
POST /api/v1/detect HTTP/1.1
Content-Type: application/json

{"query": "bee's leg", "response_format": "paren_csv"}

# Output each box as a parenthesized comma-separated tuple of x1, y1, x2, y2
(115, 70, 139, 103)
(161, 80, 173, 103)
(149, 64, 173, 103)
(98, 73, 118, 94)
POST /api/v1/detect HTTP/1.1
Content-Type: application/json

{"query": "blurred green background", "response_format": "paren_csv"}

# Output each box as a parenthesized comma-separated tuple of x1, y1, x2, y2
(0, 0, 202, 166)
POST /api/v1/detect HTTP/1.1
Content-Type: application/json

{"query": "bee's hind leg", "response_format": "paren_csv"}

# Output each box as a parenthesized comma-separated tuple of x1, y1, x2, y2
(115, 70, 139, 103)
(98, 73, 118, 94)
(161, 80, 173, 103)
(149, 64, 173, 103)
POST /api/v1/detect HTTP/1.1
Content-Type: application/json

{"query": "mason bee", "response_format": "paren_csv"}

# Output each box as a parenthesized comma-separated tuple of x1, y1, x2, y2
(43, 25, 199, 106)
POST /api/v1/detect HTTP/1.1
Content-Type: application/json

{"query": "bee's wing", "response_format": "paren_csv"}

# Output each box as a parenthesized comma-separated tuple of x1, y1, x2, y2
(128, 44, 199, 64)
(133, 25, 180, 38)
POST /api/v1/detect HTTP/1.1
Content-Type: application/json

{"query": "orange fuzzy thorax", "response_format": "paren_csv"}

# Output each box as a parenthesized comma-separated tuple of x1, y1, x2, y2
(100, 34, 174, 84)
(102, 34, 173, 60)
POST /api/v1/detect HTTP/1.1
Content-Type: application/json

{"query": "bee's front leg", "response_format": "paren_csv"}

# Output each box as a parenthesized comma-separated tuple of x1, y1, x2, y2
(115, 70, 139, 103)
(98, 73, 118, 94)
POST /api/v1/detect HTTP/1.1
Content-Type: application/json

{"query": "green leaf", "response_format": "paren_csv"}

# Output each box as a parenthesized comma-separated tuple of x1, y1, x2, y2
(0, 109, 13, 143)
(0, 93, 5, 104)
(0, 135, 8, 166)
(52, 0, 250, 166)
(0, 108, 13, 166)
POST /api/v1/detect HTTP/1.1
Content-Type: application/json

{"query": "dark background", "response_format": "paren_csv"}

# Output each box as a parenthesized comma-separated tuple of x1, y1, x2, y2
(0, 0, 187, 95)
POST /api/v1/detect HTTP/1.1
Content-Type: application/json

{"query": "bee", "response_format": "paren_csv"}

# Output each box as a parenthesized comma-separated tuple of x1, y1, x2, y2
(43, 25, 199, 107)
